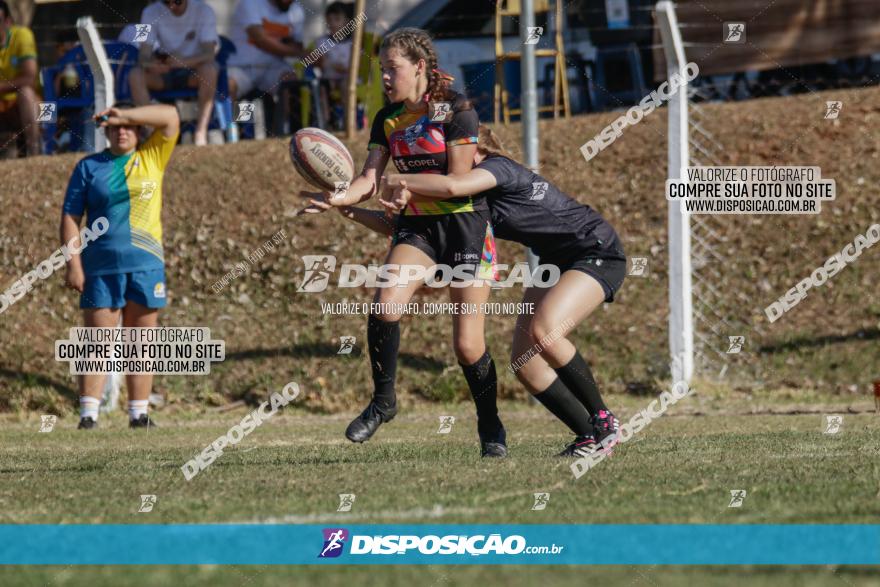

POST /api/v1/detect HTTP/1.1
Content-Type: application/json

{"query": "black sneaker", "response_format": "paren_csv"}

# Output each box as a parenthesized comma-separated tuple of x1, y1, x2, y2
(129, 414, 157, 429)
(77, 416, 98, 430)
(481, 441, 508, 458)
(556, 435, 598, 457)
(592, 409, 620, 449)
(345, 400, 396, 443)
(479, 423, 508, 458)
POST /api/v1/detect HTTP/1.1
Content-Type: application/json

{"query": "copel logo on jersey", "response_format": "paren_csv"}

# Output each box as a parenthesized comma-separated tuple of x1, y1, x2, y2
(319, 528, 349, 558)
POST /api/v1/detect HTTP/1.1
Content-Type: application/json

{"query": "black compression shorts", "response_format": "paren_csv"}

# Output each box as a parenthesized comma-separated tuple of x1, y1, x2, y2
(541, 242, 627, 303)
(392, 209, 497, 279)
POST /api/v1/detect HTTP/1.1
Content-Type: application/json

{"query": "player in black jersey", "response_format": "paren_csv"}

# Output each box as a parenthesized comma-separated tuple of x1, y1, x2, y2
(379, 126, 625, 457)
(299, 29, 506, 458)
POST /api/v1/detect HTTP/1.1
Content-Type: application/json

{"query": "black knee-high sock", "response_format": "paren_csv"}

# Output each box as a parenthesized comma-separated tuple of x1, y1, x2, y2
(367, 314, 399, 409)
(554, 350, 607, 417)
(534, 378, 595, 437)
(459, 351, 504, 441)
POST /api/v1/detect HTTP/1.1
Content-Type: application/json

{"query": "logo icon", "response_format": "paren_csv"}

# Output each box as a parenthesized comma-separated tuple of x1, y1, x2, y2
(403, 121, 424, 146)
(728, 489, 746, 508)
(298, 255, 337, 293)
(530, 182, 548, 201)
(429, 101, 453, 123)
(531, 492, 550, 510)
(331, 181, 350, 201)
(629, 257, 648, 276)
(437, 415, 455, 434)
(139, 181, 158, 200)
(824, 101, 842, 120)
(138, 494, 157, 513)
(823, 415, 843, 435)
(319, 528, 349, 558)
(337, 493, 356, 512)
(524, 27, 543, 45)
(235, 102, 255, 122)
(726, 335, 745, 354)
(153, 282, 166, 299)
(132, 24, 152, 43)
(39, 415, 57, 433)
(36, 102, 57, 123)
(723, 22, 745, 43)
(337, 336, 356, 355)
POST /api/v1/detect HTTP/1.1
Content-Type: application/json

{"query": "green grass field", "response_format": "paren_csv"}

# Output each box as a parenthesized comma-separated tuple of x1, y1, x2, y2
(1, 391, 878, 585)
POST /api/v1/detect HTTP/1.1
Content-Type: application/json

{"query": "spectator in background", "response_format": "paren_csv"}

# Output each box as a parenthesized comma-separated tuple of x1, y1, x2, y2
(227, 0, 305, 101)
(52, 29, 80, 98)
(317, 1, 354, 130)
(128, 0, 218, 146)
(0, 0, 40, 157)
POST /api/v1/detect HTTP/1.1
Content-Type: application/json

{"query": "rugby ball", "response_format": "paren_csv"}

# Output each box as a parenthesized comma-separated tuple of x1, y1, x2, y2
(289, 128, 355, 191)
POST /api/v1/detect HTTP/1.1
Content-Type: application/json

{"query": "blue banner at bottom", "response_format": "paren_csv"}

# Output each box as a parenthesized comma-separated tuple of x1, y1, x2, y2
(1, 524, 878, 565)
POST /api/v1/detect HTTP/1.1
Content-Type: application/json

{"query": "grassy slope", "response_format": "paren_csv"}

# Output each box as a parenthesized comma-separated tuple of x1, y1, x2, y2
(1, 86, 879, 416)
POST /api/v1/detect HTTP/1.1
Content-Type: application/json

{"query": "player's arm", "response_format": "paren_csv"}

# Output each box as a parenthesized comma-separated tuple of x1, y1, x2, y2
(96, 104, 180, 139)
(170, 42, 215, 68)
(298, 196, 396, 236)
(60, 213, 84, 292)
(385, 168, 497, 199)
(306, 148, 389, 207)
(245, 25, 303, 58)
(0, 58, 36, 94)
(345, 207, 395, 236)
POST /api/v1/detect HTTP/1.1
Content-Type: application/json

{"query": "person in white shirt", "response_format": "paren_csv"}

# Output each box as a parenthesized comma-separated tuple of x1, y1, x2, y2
(227, 0, 305, 100)
(128, 0, 219, 146)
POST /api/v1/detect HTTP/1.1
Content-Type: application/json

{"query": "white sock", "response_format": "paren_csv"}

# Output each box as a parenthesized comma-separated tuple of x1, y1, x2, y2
(128, 400, 149, 420)
(80, 396, 100, 420)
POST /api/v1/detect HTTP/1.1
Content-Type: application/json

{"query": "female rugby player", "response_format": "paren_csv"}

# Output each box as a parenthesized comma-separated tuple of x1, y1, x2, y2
(299, 28, 506, 457)
(306, 126, 624, 456)
(61, 103, 179, 430)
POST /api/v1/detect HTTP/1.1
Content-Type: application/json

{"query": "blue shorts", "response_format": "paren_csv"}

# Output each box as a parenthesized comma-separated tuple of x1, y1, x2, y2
(80, 269, 167, 309)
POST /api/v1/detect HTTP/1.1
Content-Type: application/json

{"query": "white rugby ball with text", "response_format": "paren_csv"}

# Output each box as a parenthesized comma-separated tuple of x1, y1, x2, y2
(289, 128, 355, 192)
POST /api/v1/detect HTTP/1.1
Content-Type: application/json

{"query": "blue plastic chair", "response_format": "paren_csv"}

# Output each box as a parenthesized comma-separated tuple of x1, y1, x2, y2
(40, 42, 140, 153)
(148, 35, 236, 137)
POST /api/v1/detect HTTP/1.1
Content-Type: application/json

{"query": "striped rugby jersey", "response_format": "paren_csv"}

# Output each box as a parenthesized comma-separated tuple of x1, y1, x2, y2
(368, 93, 484, 216)
(62, 130, 178, 276)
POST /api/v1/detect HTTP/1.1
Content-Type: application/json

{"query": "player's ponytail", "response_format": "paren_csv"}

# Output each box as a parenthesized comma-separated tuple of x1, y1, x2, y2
(477, 125, 520, 163)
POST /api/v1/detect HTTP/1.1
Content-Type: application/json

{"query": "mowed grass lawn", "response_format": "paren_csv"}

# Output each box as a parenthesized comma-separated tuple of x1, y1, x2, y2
(1, 395, 878, 586)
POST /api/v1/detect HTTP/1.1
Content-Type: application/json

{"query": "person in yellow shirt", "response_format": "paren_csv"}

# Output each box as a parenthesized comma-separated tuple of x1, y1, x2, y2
(0, 0, 40, 156)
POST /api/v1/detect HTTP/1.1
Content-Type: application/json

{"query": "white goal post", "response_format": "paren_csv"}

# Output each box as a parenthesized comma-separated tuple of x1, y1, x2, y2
(77, 16, 121, 411)
(655, 1, 694, 383)
(76, 16, 113, 152)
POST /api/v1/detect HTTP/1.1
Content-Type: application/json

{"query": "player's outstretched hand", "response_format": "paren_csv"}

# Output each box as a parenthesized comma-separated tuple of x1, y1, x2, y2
(298, 188, 349, 207)
(379, 181, 412, 215)
(297, 193, 355, 219)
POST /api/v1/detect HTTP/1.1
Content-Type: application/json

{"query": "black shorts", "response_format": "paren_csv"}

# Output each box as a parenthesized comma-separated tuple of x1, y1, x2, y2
(541, 243, 627, 303)
(392, 209, 497, 279)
